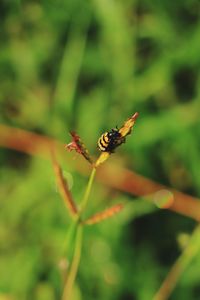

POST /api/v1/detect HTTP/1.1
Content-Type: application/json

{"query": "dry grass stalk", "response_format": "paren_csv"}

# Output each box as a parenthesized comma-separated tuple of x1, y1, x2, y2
(82, 203, 123, 225)
(51, 151, 78, 217)
(1, 124, 200, 221)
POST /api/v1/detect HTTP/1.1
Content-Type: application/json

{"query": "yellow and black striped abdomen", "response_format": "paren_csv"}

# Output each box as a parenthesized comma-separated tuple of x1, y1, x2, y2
(98, 128, 125, 153)
(98, 132, 109, 151)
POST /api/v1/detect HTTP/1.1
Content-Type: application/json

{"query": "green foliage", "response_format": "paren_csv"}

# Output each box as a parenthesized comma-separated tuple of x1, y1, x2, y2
(0, 0, 200, 299)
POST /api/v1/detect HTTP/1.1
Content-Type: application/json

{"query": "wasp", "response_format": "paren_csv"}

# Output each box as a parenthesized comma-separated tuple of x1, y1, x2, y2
(98, 128, 125, 153)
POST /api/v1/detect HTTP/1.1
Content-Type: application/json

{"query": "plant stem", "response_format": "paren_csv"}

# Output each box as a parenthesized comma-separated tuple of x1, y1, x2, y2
(62, 224, 83, 300)
(153, 224, 200, 300)
(61, 167, 96, 299)
(61, 219, 78, 258)
(79, 167, 96, 215)
(61, 163, 98, 299)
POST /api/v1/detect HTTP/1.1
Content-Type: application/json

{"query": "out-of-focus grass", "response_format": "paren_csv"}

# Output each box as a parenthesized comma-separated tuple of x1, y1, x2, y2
(153, 224, 200, 300)
(0, 0, 200, 299)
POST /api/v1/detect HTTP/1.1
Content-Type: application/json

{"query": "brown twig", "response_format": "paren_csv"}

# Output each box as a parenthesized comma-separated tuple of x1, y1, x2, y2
(51, 149, 78, 218)
(0, 124, 62, 159)
(97, 164, 200, 221)
(1, 124, 200, 221)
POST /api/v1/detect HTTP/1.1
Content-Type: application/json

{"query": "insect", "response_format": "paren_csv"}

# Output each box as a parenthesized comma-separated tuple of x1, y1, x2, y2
(98, 128, 125, 153)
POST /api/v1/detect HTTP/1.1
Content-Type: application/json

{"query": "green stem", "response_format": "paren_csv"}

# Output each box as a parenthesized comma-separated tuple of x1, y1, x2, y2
(61, 167, 96, 299)
(61, 220, 78, 258)
(79, 167, 96, 215)
(62, 225, 83, 300)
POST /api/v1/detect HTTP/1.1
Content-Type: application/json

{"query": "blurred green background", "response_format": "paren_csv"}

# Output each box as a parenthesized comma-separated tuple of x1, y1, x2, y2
(0, 0, 200, 299)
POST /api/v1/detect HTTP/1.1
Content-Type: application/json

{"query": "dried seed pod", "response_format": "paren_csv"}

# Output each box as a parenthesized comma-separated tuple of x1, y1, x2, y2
(82, 203, 123, 225)
(65, 131, 93, 165)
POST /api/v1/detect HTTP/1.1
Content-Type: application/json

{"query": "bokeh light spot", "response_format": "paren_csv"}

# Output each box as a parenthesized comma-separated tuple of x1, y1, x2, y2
(154, 189, 174, 209)
(103, 263, 121, 286)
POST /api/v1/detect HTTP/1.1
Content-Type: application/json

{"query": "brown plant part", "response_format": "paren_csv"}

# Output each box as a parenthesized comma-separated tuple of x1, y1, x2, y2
(51, 150, 78, 218)
(0, 124, 59, 159)
(65, 131, 93, 165)
(82, 203, 123, 225)
(153, 224, 200, 300)
(119, 112, 139, 137)
(1, 124, 200, 221)
(97, 164, 200, 222)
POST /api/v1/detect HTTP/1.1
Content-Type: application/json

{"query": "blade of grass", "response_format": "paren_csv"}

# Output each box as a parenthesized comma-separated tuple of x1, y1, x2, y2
(153, 224, 200, 300)
(93, 0, 134, 92)
(53, 15, 91, 127)
(62, 225, 83, 300)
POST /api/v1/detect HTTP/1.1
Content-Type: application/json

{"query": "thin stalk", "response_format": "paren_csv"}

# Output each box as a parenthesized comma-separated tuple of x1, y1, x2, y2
(61, 167, 96, 299)
(61, 219, 78, 258)
(79, 167, 96, 214)
(153, 224, 200, 300)
(52, 151, 78, 219)
(62, 225, 83, 300)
